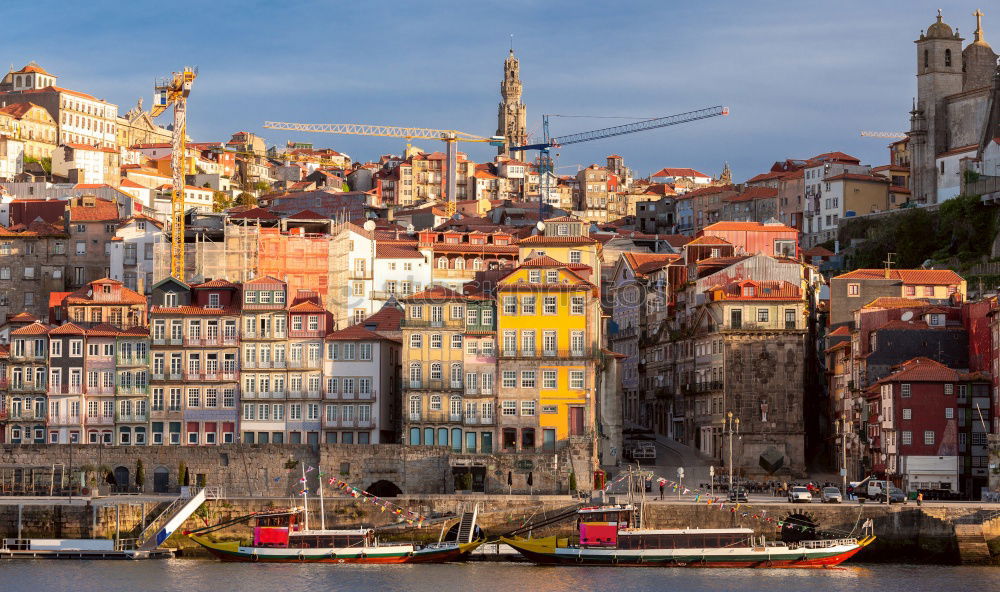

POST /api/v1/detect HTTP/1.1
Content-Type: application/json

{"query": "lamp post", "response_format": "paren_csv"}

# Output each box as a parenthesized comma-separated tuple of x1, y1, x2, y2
(836, 416, 849, 496)
(723, 412, 740, 492)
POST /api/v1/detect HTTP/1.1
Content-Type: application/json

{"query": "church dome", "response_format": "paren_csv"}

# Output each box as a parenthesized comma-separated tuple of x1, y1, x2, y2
(926, 11, 955, 39)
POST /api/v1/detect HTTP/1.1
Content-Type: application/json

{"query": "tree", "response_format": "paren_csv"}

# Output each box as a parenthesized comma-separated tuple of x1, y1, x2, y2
(569, 471, 578, 492)
(212, 191, 233, 212)
(236, 192, 257, 207)
(253, 180, 271, 194)
(135, 459, 145, 491)
(179, 461, 189, 487)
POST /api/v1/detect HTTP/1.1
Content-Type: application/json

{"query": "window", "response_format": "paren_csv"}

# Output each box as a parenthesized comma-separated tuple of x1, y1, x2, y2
(944, 383, 953, 395)
(503, 296, 517, 315)
(502, 401, 517, 416)
(542, 370, 557, 389)
(430, 395, 442, 411)
(430, 334, 442, 349)
(521, 400, 536, 416)
(571, 296, 585, 315)
(528, 270, 541, 283)
(902, 430, 912, 445)
(847, 283, 860, 296)
(902, 408, 911, 420)
(757, 308, 769, 323)
(569, 250, 582, 264)
(409, 334, 422, 349)
(520, 371, 536, 388)
(430, 362, 442, 380)
(450, 304, 464, 320)
(923, 430, 935, 445)
(451, 334, 463, 349)
(409, 305, 423, 319)
(521, 296, 536, 314)
(502, 371, 517, 388)
(945, 407, 954, 419)
(901, 383, 911, 398)
(569, 370, 585, 389)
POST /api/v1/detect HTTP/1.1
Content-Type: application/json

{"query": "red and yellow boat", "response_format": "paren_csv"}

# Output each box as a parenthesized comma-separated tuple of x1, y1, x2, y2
(501, 505, 873, 568)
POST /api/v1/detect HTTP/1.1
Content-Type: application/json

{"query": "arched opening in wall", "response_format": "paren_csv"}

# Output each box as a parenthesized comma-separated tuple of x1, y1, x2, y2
(112, 466, 130, 492)
(780, 511, 819, 544)
(366, 480, 402, 498)
(153, 467, 170, 493)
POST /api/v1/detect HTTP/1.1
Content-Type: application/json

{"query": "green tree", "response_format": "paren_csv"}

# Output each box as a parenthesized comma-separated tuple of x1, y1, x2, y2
(569, 471, 578, 492)
(236, 192, 257, 207)
(135, 459, 145, 490)
(23, 155, 51, 174)
(178, 462, 189, 487)
(253, 180, 271, 194)
(212, 191, 234, 212)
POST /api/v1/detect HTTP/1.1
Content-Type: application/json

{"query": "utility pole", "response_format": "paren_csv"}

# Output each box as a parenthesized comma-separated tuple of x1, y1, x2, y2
(723, 411, 740, 492)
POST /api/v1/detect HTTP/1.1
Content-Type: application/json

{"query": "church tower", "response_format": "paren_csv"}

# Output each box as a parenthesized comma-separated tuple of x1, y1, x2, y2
(497, 49, 527, 160)
(910, 10, 964, 204)
(963, 9, 998, 91)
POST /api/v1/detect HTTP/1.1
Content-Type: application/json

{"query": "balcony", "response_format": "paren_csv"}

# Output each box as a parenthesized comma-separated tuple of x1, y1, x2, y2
(116, 355, 149, 367)
(499, 347, 598, 360)
(115, 413, 148, 423)
(116, 385, 149, 395)
(167, 372, 183, 381)
(86, 415, 115, 426)
(307, 389, 322, 398)
(408, 380, 422, 389)
(409, 412, 421, 422)
(401, 319, 463, 329)
(11, 383, 46, 393)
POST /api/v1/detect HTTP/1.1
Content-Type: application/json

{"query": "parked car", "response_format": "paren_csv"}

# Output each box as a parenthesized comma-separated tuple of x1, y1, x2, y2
(788, 486, 813, 503)
(876, 487, 907, 504)
(728, 487, 749, 503)
(821, 487, 843, 503)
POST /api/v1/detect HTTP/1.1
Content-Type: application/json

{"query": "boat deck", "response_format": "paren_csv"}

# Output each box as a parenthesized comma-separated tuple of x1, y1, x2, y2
(0, 548, 174, 560)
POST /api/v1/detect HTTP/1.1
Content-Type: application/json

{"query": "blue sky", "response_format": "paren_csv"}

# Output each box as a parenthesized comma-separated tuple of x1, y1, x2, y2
(3, 1, 988, 180)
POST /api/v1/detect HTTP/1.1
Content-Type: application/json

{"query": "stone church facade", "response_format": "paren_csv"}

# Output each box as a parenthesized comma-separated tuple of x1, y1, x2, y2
(496, 50, 527, 160)
(909, 10, 998, 204)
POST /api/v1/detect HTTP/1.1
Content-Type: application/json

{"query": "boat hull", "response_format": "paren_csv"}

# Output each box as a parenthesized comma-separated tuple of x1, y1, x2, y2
(500, 536, 874, 568)
(189, 535, 481, 564)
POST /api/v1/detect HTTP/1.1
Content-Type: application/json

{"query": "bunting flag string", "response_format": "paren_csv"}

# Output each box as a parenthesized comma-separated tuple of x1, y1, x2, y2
(326, 476, 427, 527)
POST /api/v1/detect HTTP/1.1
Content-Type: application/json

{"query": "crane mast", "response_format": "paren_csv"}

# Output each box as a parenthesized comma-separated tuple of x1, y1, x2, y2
(152, 67, 197, 280)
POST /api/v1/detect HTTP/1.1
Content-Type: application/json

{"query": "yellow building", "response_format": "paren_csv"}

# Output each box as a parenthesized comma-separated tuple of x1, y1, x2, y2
(495, 256, 601, 451)
(517, 216, 603, 288)
(0, 102, 57, 159)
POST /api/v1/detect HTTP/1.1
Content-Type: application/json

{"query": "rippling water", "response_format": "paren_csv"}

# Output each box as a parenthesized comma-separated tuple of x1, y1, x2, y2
(0, 560, 994, 592)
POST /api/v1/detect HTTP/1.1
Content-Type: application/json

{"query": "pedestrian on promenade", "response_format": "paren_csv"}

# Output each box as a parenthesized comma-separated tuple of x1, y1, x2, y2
(916, 492, 923, 507)
(659, 481, 665, 500)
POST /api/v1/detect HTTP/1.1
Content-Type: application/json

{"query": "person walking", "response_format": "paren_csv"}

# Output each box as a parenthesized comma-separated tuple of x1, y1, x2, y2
(659, 480, 665, 500)
(916, 492, 923, 507)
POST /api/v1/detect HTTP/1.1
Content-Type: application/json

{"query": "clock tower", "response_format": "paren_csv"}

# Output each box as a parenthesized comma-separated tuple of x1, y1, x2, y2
(497, 49, 528, 160)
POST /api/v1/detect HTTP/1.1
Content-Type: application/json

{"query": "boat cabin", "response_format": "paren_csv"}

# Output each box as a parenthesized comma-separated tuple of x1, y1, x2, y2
(577, 505, 634, 548)
(252, 511, 301, 547)
(615, 528, 754, 550)
(287, 529, 375, 549)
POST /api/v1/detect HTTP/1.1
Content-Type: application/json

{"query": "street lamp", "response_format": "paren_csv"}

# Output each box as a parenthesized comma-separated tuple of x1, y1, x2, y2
(723, 412, 740, 492)
(836, 416, 849, 496)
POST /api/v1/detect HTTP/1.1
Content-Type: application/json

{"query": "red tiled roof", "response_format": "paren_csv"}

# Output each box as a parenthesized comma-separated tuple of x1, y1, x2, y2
(0, 221, 67, 238)
(810, 151, 861, 164)
(622, 252, 679, 277)
(193, 279, 239, 289)
(876, 357, 963, 383)
(149, 305, 240, 316)
(520, 255, 565, 268)
(827, 325, 851, 337)
(325, 325, 397, 342)
(715, 280, 801, 300)
(376, 244, 424, 259)
(68, 198, 119, 222)
(13, 63, 52, 75)
(0, 102, 45, 119)
(728, 187, 778, 202)
(745, 171, 788, 183)
(228, 207, 280, 220)
(48, 322, 87, 335)
(289, 300, 326, 313)
(890, 186, 911, 194)
(85, 323, 123, 337)
(518, 235, 596, 246)
(650, 167, 711, 178)
(834, 269, 964, 285)
(286, 209, 327, 220)
(64, 278, 146, 305)
(48, 292, 70, 309)
(244, 275, 285, 286)
(803, 246, 835, 257)
(11, 321, 49, 335)
(862, 297, 931, 309)
(686, 235, 731, 246)
(7, 312, 39, 323)
(936, 144, 978, 158)
(825, 173, 889, 183)
(362, 306, 403, 333)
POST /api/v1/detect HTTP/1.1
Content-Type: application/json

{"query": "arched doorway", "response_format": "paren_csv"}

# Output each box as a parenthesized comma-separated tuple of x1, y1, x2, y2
(366, 480, 402, 497)
(153, 467, 170, 493)
(113, 466, 130, 491)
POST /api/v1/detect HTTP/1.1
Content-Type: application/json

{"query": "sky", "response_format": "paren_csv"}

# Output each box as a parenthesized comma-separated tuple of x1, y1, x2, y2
(2, 1, 990, 180)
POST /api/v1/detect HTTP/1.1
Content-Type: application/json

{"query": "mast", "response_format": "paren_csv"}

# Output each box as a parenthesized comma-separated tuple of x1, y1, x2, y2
(301, 464, 310, 531)
(318, 468, 326, 531)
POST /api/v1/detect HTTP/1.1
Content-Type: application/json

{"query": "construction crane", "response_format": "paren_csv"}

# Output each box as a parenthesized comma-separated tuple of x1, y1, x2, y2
(263, 122, 505, 215)
(860, 131, 908, 139)
(509, 105, 729, 218)
(150, 67, 197, 280)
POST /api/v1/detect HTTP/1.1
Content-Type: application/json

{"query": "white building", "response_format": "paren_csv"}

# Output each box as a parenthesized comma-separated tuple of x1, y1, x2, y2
(0, 136, 24, 180)
(109, 214, 164, 294)
(344, 226, 432, 326)
(323, 325, 401, 444)
(935, 145, 978, 202)
(650, 167, 713, 186)
(51, 143, 116, 185)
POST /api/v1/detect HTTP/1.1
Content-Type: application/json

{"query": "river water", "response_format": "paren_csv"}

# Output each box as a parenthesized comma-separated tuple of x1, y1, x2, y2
(0, 561, 994, 592)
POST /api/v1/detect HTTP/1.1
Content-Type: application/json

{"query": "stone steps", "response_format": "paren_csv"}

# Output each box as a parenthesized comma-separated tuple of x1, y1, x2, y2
(954, 524, 993, 564)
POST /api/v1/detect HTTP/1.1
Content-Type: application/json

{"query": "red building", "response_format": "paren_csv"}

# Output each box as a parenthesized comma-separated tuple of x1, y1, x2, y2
(698, 221, 799, 258)
(865, 357, 991, 497)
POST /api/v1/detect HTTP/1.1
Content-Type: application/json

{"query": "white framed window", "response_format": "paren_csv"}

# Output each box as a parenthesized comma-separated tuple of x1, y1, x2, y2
(569, 370, 585, 389)
(409, 334, 422, 348)
(902, 408, 911, 420)
(502, 400, 517, 416)
(542, 370, 557, 389)
(945, 407, 954, 419)
(502, 370, 516, 388)
(521, 400, 536, 416)
(901, 430, 912, 445)
(901, 383, 911, 398)
(923, 430, 935, 445)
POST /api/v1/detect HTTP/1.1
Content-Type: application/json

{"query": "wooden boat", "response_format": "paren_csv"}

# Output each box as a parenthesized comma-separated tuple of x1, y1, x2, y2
(501, 504, 874, 568)
(188, 508, 483, 564)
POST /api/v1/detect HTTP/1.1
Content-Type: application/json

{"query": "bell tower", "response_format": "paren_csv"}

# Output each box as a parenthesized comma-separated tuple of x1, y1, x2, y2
(497, 49, 527, 160)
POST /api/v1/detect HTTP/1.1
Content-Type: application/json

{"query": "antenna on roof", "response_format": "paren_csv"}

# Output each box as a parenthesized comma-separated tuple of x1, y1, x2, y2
(883, 252, 896, 279)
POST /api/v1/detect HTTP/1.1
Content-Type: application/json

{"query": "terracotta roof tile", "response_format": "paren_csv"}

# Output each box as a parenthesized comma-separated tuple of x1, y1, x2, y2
(862, 297, 931, 309)
(11, 321, 50, 335)
(702, 221, 797, 232)
(68, 198, 120, 222)
(376, 244, 424, 259)
(686, 235, 731, 246)
(834, 269, 964, 285)
(827, 325, 851, 337)
(47, 322, 87, 335)
(362, 306, 404, 333)
(518, 235, 596, 246)
(325, 325, 398, 342)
